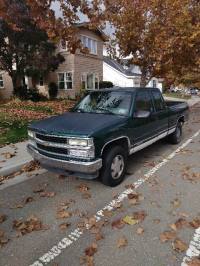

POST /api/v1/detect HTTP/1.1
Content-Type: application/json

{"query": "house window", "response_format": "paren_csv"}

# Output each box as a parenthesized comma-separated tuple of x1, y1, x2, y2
(81, 73, 99, 90)
(58, 72, 73, 90)
(0, 74, 4, 88)
(152, 80, 157, 88)
(134, 78, 140, 87)
(80, 35, 97, 55)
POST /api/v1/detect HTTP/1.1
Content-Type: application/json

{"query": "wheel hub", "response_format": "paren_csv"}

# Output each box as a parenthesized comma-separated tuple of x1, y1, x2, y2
(111, 155, 124, 180)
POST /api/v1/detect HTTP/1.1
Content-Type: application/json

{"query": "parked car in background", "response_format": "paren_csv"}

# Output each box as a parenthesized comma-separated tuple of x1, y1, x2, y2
(27, 87, 189, 187)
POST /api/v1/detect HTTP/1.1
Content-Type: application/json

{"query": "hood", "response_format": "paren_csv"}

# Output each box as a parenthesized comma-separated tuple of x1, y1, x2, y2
(29, 112, 127, 136)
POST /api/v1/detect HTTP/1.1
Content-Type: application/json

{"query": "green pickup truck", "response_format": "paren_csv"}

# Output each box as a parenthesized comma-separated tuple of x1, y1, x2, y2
(27, 87, 189, 186)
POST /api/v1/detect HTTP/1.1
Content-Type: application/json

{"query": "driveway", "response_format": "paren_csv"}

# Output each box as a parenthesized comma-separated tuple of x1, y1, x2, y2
(0, 104, 200, 266)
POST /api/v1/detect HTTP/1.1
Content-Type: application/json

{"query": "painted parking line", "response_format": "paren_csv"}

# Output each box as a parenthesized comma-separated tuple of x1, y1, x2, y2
(181, 227, 200, 266)
(30, 129, 200, 266)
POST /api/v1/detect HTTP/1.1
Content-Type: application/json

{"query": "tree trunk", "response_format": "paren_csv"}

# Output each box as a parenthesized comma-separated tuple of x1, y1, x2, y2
(140, 73, 147, 87)
(10, 72, 22, 92)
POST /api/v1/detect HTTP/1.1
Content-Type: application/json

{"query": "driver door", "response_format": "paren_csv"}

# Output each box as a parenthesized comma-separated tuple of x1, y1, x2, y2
(128, 90, 158, 146)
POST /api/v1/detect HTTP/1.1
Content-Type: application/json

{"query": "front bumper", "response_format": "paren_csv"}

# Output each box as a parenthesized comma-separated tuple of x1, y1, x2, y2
(27, 144, 102, 174)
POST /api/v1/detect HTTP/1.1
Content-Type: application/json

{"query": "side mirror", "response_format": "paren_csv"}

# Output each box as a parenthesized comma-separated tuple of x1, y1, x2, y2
(134, 110, 151, 119)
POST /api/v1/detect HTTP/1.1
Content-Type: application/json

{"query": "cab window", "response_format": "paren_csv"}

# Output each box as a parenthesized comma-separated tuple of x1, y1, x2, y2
(151, 90, 166, 111)
(134, 90, 153, 112)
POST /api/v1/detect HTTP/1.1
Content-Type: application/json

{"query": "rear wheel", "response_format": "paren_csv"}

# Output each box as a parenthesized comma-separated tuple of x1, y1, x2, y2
(168, 121, 183, 144)
(100, 146, 127, 187)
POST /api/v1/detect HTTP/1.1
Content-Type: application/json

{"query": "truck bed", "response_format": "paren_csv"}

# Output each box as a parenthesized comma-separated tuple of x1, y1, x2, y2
(165, 100, 188, 111)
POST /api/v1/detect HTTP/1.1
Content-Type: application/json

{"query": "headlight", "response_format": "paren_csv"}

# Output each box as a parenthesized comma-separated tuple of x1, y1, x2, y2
(28, 130, 35, 138)
(68, 138, 91, 147)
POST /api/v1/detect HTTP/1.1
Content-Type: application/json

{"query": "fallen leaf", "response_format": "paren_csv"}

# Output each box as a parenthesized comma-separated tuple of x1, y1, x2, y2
(171, 198, 181, 208)
(117, 236, 128, 248)
(153, 219, 161, 224)
(103, 210, 113, 217)
(39, 191, 56, 198)
(132, 211, 147, 222)
(123, 215, 138, 225)
(136, 227, 144, 235)
(170, 218, 188, 231)
(77, 183, 90, 193)
(80, 255, 94, 266)
(111, 219, 125, 229)
(2, 152, 15, 159)
(85, 243, 97, 256)
(189, 218, 200, 229)
(59, 223, 71, 230)
(0, 214, 7, 224)
(172, 238, 187, 252)
(13, 215, 46, 235)
(160, 231, 176, 242)
(24, 197, 34, 204)
(95, 232, 104, 241)
(57, 209, 72, 219)
(187, 258, 200, 266)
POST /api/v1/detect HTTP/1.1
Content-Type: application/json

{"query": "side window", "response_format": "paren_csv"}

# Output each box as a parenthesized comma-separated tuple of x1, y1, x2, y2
(135, 91, 152, 112)
(151, 90, 165, 111)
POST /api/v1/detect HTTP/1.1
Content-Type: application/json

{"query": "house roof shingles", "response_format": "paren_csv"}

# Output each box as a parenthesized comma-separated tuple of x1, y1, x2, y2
(103, 56, 141, 77)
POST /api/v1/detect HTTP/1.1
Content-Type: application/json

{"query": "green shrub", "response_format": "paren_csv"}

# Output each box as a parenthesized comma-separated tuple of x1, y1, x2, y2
(48, 82, 58, 99)
(99, 81, 114, 89)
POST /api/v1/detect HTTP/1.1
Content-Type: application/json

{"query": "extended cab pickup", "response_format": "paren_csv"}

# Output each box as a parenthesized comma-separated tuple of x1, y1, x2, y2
(27, 88, 189, 186)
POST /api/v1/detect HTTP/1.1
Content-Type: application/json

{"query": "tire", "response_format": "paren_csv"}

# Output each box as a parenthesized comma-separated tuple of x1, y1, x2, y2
(100, 145, 127, 187)
(168, 121, 183, 144)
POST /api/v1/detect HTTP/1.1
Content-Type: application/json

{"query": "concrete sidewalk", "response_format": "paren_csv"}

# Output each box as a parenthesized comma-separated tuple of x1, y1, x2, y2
(0, 141, 32, 177)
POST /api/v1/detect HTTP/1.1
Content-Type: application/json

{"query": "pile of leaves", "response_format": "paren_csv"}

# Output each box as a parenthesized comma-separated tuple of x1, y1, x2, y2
(12, 215, 48, 236)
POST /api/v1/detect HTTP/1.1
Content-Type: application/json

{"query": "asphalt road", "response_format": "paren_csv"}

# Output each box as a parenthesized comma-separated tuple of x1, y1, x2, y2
(0, 104, 200, 266)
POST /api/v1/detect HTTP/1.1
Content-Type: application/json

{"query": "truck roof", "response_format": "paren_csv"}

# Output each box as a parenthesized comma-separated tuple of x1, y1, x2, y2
(92, 87, 160, 93)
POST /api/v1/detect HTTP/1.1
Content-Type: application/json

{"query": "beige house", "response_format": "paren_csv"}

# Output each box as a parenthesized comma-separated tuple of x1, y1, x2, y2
(0, 23, 107, 100)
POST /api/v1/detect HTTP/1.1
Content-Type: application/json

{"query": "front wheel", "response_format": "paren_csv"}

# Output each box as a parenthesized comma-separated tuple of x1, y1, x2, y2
(100, 146, 127, 187)
(168, 121, 183, 144)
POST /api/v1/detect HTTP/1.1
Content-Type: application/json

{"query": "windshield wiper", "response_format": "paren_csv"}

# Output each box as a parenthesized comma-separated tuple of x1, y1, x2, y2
(96, 107, 114, 114)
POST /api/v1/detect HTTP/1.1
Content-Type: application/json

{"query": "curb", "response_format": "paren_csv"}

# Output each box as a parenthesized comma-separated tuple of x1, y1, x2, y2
(0, 158, 32, 177)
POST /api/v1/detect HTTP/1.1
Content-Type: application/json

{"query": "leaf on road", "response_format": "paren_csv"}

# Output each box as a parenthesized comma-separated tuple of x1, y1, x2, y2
(13, 215, 47, 235)
(2, 152, 15, 159)
(153, 219, 161, 224)
(172, 238, 187, 252)
(117, 236, 128, 248)
(132, 211, 147, 222)
(187, 258, 200, 266)
(123, 215, 138, 225)
(39, 191, 56, 198)
(160, 231, 176, 242)
(80, 255, 94, 266)
(22, 161, 40, 172)
(125, 183, 135, 189)
(0, 214, 7, 224)
(189, 218, 200, 229)
(112, 219, 125, 229)
(95, 232, 104, 241)
(136, 227, 144, 235)
(103, 210, 113, 217)
(59, 223, 71, 230)
(57, 209, 72, 219)
(171, 198, 181, 208)
(77, 183, 90, 193)
(170, 218, 188, 231)
(24, 197, 34, 204)
(85, 243, 98, 256)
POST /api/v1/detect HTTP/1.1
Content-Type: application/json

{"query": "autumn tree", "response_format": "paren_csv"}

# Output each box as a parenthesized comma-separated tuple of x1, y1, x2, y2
(0, 2, 64, 91)
(94, 0, 200, 87)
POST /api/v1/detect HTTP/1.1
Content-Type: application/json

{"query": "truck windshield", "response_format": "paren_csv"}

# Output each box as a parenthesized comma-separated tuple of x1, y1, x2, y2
(74, 91, 132, 116)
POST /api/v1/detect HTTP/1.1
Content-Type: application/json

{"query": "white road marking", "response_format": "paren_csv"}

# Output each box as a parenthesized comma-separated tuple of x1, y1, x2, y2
(181, 227, 200, 266)
(30, 129, 200, 266)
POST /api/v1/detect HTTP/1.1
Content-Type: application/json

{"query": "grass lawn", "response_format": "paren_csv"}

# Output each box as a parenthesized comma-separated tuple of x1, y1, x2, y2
(163, 92, 191, 100)
(0, 98, 76, 146)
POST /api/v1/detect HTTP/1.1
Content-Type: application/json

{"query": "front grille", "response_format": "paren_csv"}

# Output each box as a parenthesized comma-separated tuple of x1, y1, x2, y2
(36, 133, 67, 144)
(37, 143, 68, 155)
